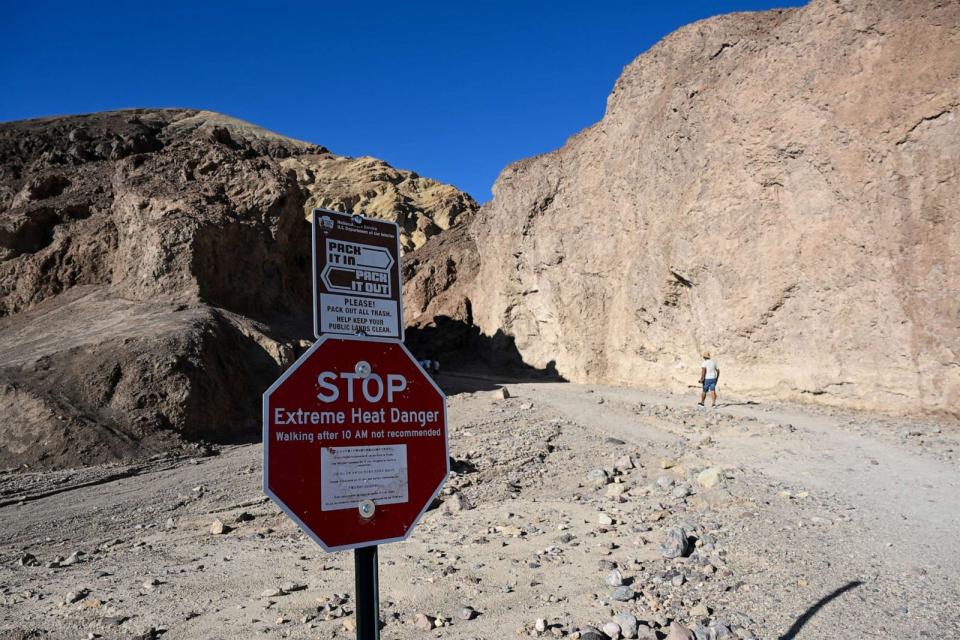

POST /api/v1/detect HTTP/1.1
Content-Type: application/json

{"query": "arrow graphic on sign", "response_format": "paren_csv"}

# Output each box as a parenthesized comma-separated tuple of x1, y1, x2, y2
(326, 239, 394, 270)
(321, 239, 394, 299)
(354, 246, 392, 269)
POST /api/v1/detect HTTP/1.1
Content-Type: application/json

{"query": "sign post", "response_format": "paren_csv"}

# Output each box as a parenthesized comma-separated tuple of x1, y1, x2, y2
(355, 546, 379, 639)
(265, 210, 447, 640)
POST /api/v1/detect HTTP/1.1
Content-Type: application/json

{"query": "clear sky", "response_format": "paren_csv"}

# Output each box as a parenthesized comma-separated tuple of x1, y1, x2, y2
(2, 1, 803, 201)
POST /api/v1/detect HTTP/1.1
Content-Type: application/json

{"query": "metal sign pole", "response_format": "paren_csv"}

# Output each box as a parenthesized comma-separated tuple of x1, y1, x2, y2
(354, 545, 380, 640)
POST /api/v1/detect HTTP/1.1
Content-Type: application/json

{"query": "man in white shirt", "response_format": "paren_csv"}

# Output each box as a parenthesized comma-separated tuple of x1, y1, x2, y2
(698, 351, 719, 407)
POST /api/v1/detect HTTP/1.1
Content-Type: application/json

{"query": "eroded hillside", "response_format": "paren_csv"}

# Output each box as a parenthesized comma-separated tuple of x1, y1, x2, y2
(0, 109, 476, 469)
(408, 0, 960, 416)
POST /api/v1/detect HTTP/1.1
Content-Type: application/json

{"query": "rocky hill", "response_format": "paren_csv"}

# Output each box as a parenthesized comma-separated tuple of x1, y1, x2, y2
(286, 154, 475, 252)
(406, 0, 959, 416)
(0, 109, 476, 469)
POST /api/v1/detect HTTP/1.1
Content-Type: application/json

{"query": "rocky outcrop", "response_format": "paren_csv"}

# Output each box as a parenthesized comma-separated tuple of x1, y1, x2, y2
(284, 154, 476, 251)
(0, 109, 476, 469)
(411, 0, 960, 416)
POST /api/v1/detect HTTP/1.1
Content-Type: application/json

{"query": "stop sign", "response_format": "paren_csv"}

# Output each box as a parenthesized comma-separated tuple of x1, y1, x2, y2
(263, 335, 448, 551)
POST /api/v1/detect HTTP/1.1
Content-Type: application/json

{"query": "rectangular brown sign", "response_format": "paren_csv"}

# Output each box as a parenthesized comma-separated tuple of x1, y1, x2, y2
(312, 209, 403, 341)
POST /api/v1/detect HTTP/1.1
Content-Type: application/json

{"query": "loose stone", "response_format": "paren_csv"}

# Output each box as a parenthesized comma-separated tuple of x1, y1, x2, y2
(610, 586, 634, 601)
(413, 612, 434, 631)
(588, 469, 611, 487)
(613, 612, 638, 638)
(660, 527, 692, 559)
(636, 624, 657, 639)
(672, 484, 692, 499)
(605, 569, 624, 587)
(696, 467, 725, 488)
(667, 622, 695, 640)
(443, 492, 473, 513)
(18, 553, 39, 567)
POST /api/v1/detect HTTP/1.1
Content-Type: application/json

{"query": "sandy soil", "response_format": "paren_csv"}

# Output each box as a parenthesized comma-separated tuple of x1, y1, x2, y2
(2, 377, 958, 640)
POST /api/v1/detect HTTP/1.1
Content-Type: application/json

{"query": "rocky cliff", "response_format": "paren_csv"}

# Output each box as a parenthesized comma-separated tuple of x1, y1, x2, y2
(410, 0, 959, 416)
(0, 109, 476, 469)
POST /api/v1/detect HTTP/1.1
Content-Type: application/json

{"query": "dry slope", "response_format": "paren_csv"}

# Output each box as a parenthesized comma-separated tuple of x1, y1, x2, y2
(421, 0, 959, 416)
(0, 109, 476, 469)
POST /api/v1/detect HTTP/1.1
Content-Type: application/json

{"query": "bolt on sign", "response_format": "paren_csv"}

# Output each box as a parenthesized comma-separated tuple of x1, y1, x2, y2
(313, 209, 403, 341)
(263, 335, 448, 551)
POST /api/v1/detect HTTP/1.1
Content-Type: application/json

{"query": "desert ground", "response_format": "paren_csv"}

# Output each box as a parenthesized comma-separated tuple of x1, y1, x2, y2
(2, 2, 958, 639)
(2, 375, 958, 640)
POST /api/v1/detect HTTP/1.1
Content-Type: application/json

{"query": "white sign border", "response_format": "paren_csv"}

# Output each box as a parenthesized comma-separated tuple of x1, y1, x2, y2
(262, 334, 449, 553)
(312, 208, 405, 342)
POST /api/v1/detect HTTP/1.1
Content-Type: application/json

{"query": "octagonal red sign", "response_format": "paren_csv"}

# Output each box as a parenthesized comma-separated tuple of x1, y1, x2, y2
(263, 335, 448, 551)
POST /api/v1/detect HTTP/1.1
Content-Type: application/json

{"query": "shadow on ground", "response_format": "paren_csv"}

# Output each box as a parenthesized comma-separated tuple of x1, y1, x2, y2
(405, 315, 566, 394)
(779, 580, 863, 640)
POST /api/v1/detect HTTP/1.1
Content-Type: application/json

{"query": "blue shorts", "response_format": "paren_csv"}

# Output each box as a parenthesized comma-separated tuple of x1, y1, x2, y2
(703, 379, 717, 392)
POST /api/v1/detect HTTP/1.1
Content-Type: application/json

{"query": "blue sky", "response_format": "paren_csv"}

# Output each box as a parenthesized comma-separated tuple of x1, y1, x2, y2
(1, 1, 803, 201)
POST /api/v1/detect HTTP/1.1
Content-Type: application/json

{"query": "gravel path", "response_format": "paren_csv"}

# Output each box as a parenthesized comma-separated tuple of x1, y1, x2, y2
(2, 379, 957, 639)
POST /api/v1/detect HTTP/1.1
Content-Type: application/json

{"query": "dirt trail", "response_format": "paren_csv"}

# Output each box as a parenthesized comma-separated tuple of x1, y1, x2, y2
(2, 380, 958, 639)
(530, 383, 960, 574)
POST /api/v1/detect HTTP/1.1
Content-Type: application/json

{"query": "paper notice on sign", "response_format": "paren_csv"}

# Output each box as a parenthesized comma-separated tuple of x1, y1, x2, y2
(321, 445, 409, 511)
(318, 293, 399, 337)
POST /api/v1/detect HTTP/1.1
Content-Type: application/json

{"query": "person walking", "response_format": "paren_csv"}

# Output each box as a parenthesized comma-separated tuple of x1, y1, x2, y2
(698, 351, 719, 407)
